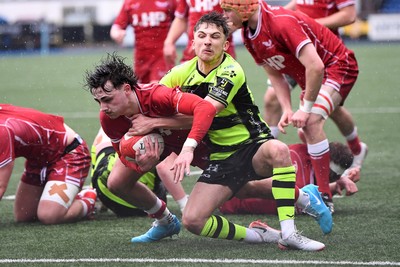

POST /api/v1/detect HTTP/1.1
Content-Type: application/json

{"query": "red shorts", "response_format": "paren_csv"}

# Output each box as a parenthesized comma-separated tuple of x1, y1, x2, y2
(323, 51, 359, 104)
(135, 52, 173, 83)
(21, 141, 91, 187)
(219, 197, 277, 215)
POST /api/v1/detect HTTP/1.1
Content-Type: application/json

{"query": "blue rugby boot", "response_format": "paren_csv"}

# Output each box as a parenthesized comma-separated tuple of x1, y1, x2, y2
(302, 184, 333, 234)
(131, 214, 181, 243)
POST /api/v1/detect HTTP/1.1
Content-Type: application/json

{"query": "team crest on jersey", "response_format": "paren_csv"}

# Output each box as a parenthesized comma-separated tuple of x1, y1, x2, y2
(221, 69, 236, 78)
(262, 40, 273, 48)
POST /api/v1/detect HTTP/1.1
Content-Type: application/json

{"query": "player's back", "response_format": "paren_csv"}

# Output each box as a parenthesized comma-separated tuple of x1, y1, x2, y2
(0, 104, 67, 163)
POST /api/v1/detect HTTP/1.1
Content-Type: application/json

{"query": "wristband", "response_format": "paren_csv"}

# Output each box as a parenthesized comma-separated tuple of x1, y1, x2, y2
(300, 99, 314, 113)
(183, 138, 198, 148)
(329, 162, 345, 176)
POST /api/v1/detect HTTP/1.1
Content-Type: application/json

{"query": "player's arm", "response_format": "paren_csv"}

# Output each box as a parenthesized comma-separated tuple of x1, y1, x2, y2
(110, 24, 126, 45)
(331, 175, 358, 196)
(110, 4, 129, 45)
(284, 0, 296, 10)
(163, 16, 188, 65)
(315, 5, 356, 30)
(0, 161, 14, 199)
(289, 43, 324, 128)
(298, 43, 324, 105)
(172, 94, 220, 183)
(129, 113, 193, 136)
(263, 65, 292, 133)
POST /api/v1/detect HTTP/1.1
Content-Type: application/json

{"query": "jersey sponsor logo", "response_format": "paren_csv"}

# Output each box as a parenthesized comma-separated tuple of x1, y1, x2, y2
(189, 0, 219, 12)
(263, 55, 286, 71)
(210, 86, 229, 100)
(132, 12, 167, 27)
(155, 1, 169, 8)
(297, 0, 315, 5)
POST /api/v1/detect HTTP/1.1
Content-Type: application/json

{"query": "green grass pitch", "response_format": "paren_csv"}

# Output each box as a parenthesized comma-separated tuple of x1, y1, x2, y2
(0, 42, 399, 267)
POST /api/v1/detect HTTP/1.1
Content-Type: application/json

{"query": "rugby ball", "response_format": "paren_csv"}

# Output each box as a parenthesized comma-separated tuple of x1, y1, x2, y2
(119, 133, 165, 163)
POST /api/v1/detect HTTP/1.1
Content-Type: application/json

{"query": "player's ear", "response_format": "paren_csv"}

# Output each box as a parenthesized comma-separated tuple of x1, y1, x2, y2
(223, 40, 230, 52)
(123, 83, 131, 93)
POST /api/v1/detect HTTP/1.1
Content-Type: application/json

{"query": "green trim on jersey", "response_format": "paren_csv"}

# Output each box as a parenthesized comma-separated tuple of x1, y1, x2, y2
(160, 53, 271, 160)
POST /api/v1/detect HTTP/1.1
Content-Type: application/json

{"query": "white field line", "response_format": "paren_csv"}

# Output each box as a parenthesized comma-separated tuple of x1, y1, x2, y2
(0, 258, 399, 265)
(58, 107, 400, 119)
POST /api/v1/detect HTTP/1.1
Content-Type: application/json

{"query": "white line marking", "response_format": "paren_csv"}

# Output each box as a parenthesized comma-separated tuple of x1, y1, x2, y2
(0, 258, 399, 265)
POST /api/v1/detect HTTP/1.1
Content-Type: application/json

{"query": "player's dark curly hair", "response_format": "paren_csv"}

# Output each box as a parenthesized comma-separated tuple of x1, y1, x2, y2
(194, 11, 230, 39)
(329, 142, 354, 182)
(83, 52, 139, 94)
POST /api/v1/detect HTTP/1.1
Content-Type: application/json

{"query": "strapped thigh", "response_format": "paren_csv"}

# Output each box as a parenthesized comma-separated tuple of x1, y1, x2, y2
(40, 180, 79, 209)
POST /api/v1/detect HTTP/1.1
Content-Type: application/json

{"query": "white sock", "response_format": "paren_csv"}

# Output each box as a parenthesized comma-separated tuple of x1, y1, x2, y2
(280, 220, 295, 239)
(345, 126, 358, 141)
(176, 195, 188, 212)
(145, 198, 163, 215)
(296, 189, 309, 210)
(270, 126, 280, 139)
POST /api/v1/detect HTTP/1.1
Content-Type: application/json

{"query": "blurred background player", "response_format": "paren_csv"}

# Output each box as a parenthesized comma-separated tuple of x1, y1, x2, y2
(110, 0, 176, 83)
(90, 127, 188, 216)
(221, 0, 364, 213)
(220, 141, 360, 215)
(262, 0, 367, 172)
(0, 104, 95, 224)
(163, 0, 236, 65)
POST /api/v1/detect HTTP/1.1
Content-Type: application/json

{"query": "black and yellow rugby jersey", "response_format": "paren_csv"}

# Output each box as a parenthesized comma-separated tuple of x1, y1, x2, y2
(160, 53, 272, 160)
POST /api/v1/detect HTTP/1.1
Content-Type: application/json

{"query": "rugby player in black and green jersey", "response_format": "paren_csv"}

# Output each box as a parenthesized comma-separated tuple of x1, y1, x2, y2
(129, 11, 329, 251)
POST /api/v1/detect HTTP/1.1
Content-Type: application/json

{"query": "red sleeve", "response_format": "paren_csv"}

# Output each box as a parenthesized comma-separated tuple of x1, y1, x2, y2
(113, 0, 132, 28)
(175, 91, 216, 143)
(175, 0, 189, 18)
(99, 112, 131, 152)
(119, 155, 145, 174)
(0, 126, 14, 167)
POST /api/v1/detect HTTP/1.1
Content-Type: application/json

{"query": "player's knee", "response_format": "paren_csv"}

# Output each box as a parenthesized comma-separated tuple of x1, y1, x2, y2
(14, 213, 35, 223)
(266, 140, 291, 165)
(37, 210, 62, 225)
(182, 211, 204, 235)
(107, 177, 122, 195)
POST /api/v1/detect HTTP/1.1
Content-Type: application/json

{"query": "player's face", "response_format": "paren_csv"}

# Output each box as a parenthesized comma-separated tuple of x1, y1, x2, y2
(222, 9, 243, 33)
(92, 81, 132, 119)
(192, 23, 229, 65)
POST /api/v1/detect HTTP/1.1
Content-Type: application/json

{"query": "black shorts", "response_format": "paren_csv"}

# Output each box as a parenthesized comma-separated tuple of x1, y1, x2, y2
(91, 147, 167, 217)
(197, 140, 269, 195)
